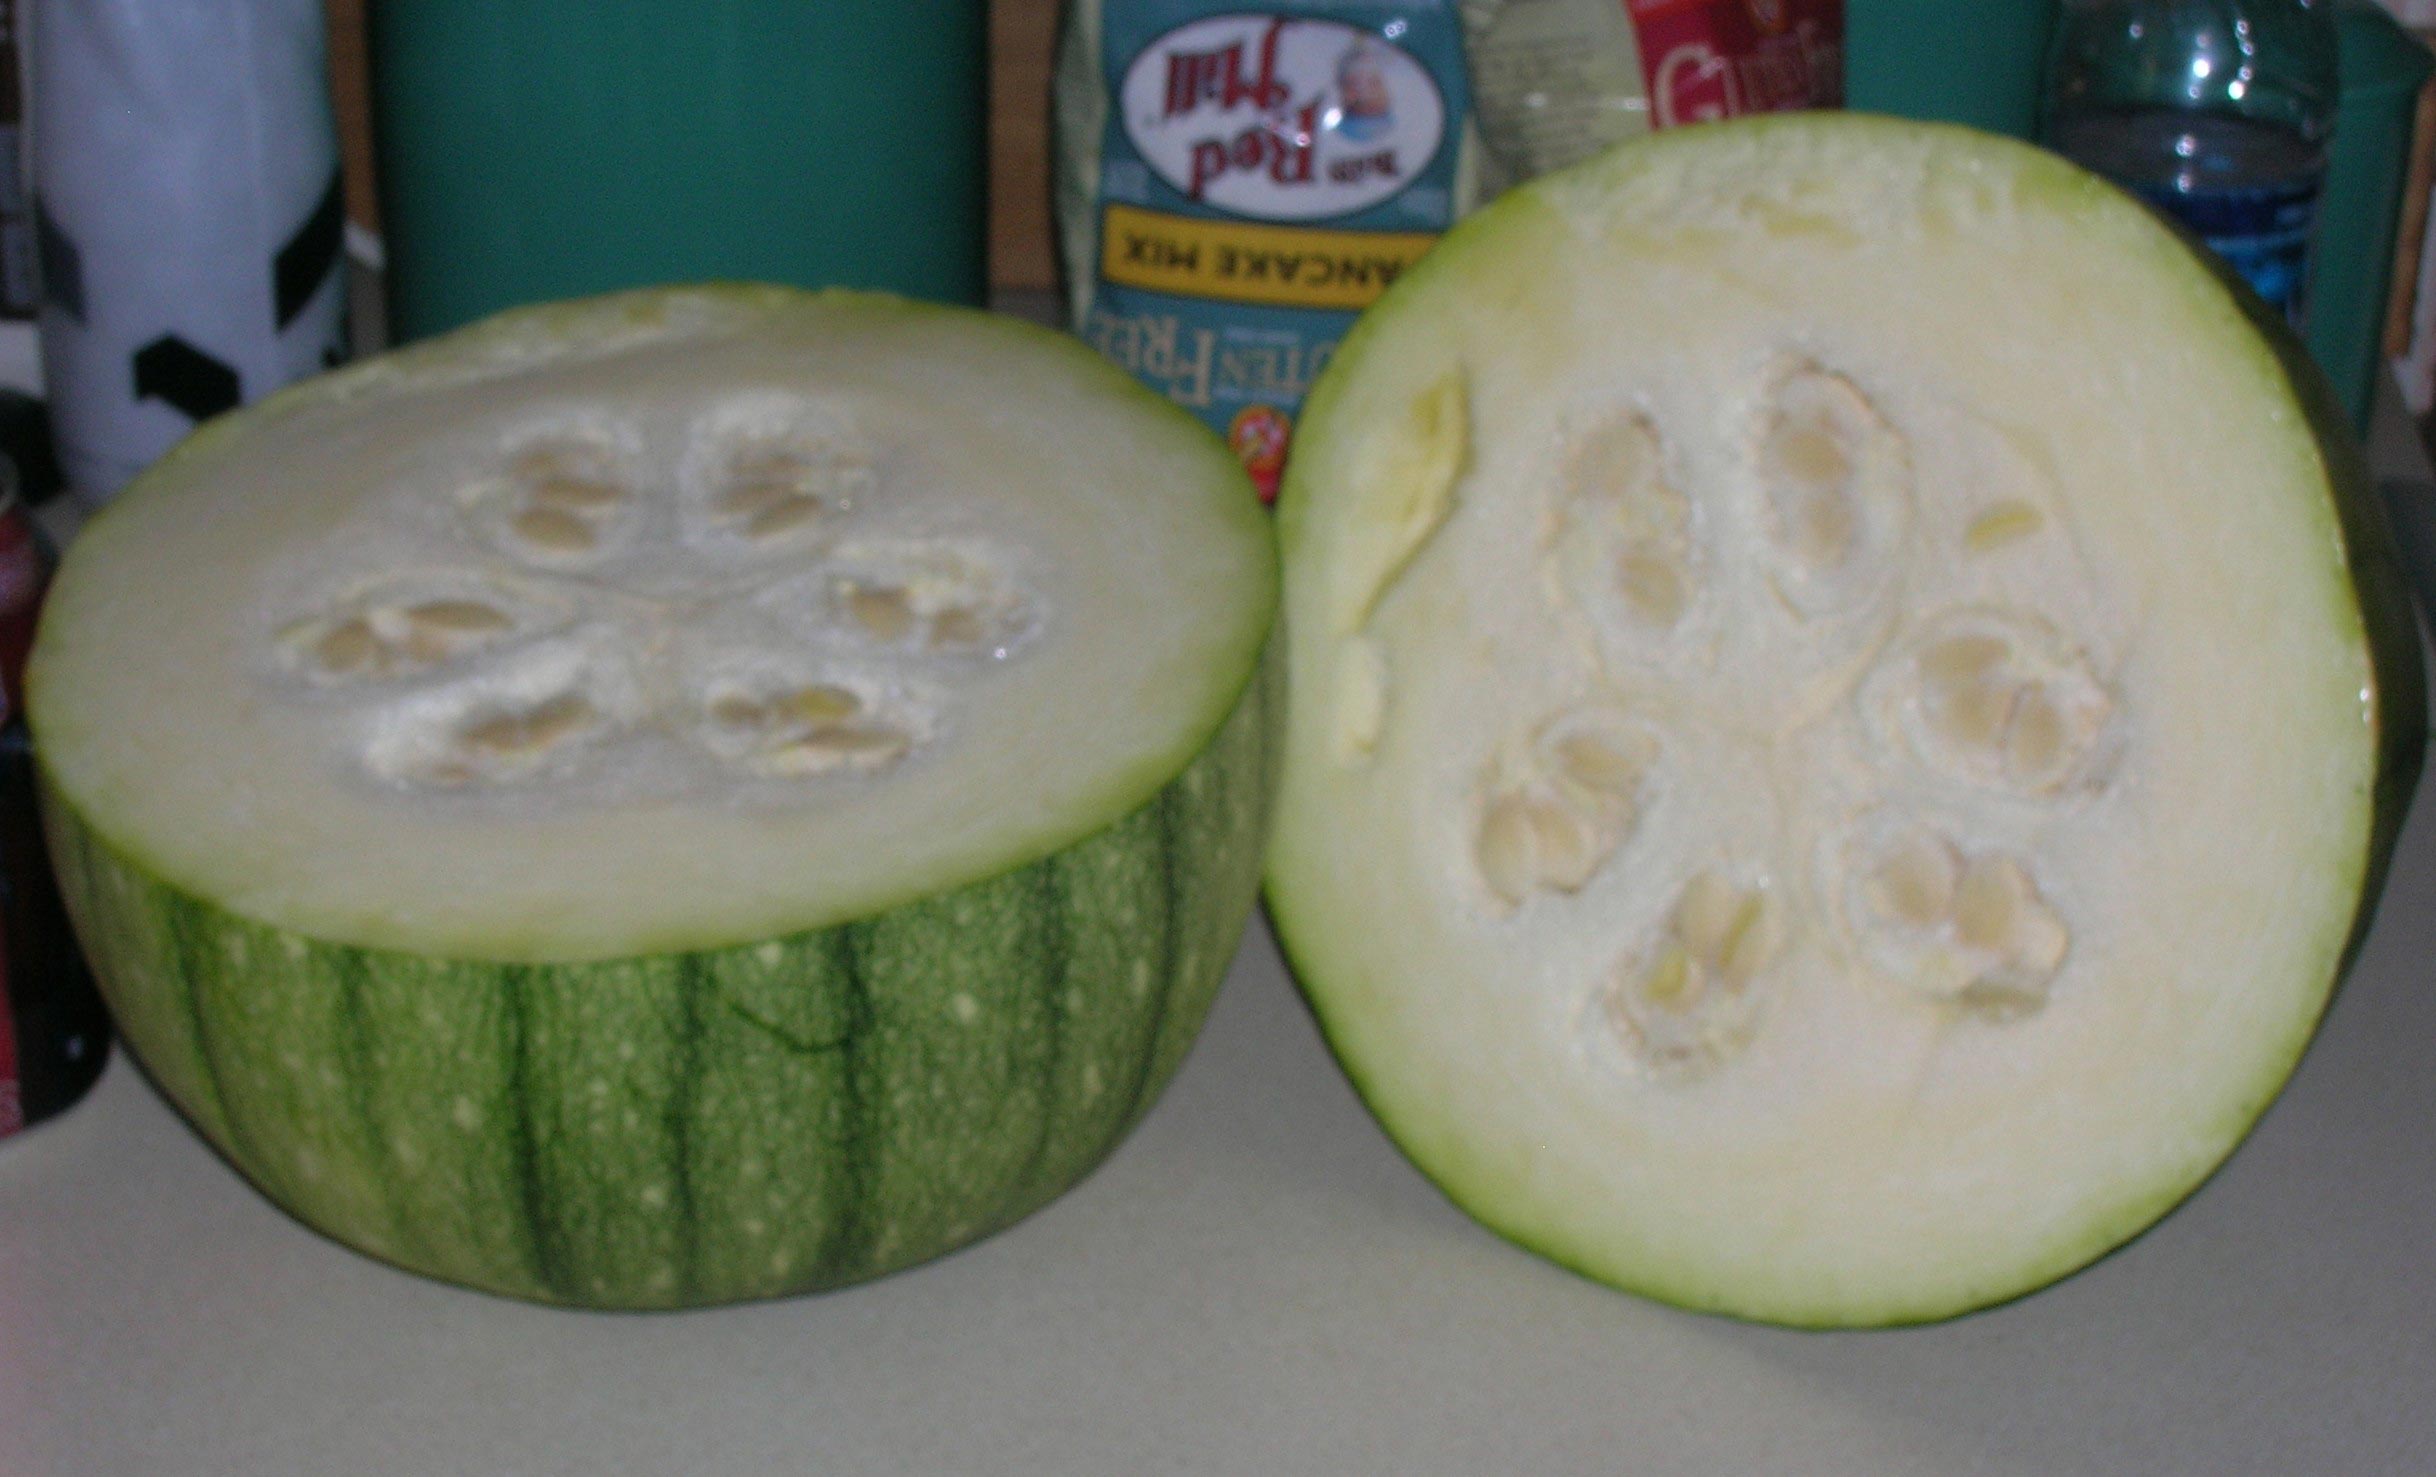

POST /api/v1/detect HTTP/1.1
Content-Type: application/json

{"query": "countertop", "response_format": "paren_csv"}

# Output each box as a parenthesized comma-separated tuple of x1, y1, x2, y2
(3, 392, 2434, 1477)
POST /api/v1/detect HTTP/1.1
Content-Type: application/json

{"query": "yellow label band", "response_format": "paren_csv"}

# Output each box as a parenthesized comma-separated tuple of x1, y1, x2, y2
(1099, 203, 1439, 312)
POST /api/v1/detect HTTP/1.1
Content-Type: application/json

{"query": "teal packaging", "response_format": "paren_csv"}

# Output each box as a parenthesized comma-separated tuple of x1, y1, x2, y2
(371, 0, 988, 343)
(2307, 2, 2435, 436)
(1056, 2, 1477, 499)
(1846, 0, 2057, 139)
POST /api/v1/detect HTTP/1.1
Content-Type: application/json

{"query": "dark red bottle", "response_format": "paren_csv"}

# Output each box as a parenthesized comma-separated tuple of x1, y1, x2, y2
(0, 470, 107, 1140)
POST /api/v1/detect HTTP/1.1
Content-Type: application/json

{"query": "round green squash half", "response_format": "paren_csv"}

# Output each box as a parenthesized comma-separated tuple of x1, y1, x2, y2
(29, 286, 1278, 1309)
(1266, 116, 2426, 1327)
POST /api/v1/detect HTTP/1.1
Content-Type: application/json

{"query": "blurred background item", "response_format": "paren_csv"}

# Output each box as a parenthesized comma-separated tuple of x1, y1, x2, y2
(29, 0, 348, 502)
(1461, 0, 1844, 192)
(0, 1, 35, 322)
(1053, 0, 1484, 500)
(1846, 0, 2056, 138)
(2038, 1, 2433, 436)
(368, 0, 990, 343)
(0, 450, 106, 1144)
(2043, 0, 2340, 330)
(2311, 1, 2433, 432)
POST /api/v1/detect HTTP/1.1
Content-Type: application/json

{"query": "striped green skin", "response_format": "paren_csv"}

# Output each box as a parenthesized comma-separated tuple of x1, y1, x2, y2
(44, 651, 1275, 1310)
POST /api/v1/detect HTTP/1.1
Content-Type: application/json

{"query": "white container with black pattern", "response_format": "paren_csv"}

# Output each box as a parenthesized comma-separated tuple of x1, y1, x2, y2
(29, 0, 345, 501)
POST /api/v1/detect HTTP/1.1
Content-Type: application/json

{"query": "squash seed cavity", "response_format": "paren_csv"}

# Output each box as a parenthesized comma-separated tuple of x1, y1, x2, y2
(695, 434, 876, 547)
(1848, 826, 2072, 1018)
(1473, 704, 1658, 912)
(1550, 411, 1701, 650)
(1476, 349, 2117, 1086)
(696, 678, 922, 778)
(279, 583, 534, 685)
(828, 542, 1038, 658)
(273, 400, 1041, 795)
(1870, 609, 2116, 797)
(479, 434, 640, 564)
(1753, 364, 1912, 618)
(1598, 870, 1782, 1081)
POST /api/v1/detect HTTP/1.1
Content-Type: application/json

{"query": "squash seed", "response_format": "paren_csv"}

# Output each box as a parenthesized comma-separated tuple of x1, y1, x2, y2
(778, 684, 862, 726)
(313, 618, 382, 676)
(709, 693, 770, 728)
(463, 694, 595, 754)
(765, 723, 911, 774)
(1868, 833, 1960, 929)
(528, 476, 624, 513)
(408, 600, 513, 635)
(1617, 550, 1689, 626)
(1952, 857, 2029, 953)
(1475, 795, 1539, 908)
(1965, 501, 2043, 552)
(1673, 871, 1743, 961)
(744, 495, 823, 540)
(929, 607, 987, 648)
(511, 507, 599, 554)
(847, 584, 915, 641)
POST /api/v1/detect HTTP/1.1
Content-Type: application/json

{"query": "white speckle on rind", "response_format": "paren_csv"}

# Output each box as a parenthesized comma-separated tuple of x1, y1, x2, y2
(1063, 988, 1084, 1013)
(1130, 960, 1153, 996)
(282, 936, 308, 960)
(950, 992, 980, 1023)
(1081, 1063, 1103, 1100)
(768, 1250, 794, 1277)
(743, 1217, 767, 1238)
(756, 941, 785, 967)
(451, 1096, 482, 1131)
(639, 1184, 669, 1210)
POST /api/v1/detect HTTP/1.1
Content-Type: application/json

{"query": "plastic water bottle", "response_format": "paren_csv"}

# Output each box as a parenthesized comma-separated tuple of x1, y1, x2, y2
(2043, 0, 2340, 327)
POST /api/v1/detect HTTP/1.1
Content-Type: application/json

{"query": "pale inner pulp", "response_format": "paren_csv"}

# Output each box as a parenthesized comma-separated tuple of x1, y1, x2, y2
(37, 297, 1269, 958)
(1276, 132, 2381, 1315)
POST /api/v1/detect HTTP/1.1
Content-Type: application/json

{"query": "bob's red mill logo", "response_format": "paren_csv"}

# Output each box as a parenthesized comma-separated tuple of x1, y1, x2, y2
(1121, 14, 1447, 222)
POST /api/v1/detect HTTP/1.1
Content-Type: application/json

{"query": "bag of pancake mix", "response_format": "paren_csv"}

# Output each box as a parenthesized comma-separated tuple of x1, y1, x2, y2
(1055, 2, 1482, 501)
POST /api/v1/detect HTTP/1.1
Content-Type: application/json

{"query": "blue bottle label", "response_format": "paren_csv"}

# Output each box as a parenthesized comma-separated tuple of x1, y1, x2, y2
(2133, 176, 2321, 325)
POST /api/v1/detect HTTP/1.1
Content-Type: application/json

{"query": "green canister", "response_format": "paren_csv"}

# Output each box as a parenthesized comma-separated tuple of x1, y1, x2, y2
(370, 0, 989, 342)
(1845, 0, 2058, 140)
(2307, 1, 2435, 435)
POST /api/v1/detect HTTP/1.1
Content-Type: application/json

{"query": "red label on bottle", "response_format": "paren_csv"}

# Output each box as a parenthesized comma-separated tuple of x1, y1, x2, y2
(1626, 0, 1844, 129)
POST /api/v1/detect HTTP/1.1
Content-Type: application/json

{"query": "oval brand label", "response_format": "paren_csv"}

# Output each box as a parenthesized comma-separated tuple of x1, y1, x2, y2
(1120, 14, 1447, 222)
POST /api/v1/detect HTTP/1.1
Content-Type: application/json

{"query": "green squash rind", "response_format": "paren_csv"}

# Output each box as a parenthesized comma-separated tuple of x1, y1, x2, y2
(44, 638, 1277, 1309)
